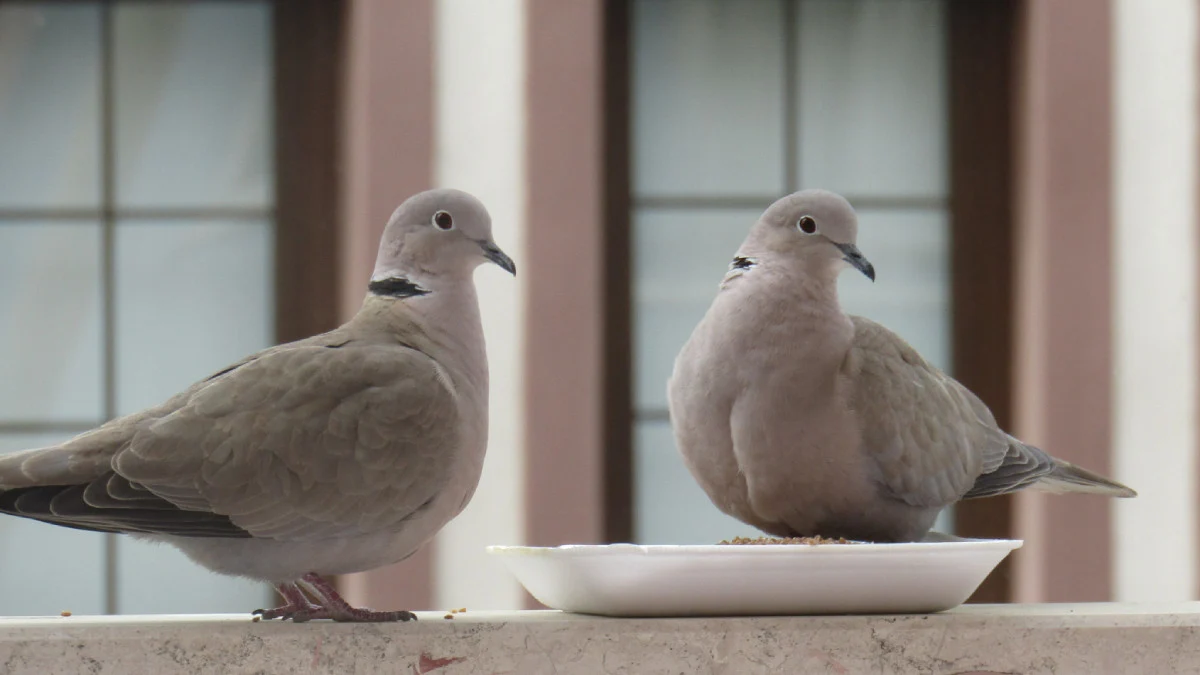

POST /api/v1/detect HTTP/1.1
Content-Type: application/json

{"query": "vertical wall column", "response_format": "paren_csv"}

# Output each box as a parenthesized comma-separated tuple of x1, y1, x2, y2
(1012, 0, 1116, 602)
(523, 0, 609, 595)
(338, 0, 437, 611)
(432, 0, 528, 610)
(1112, 0, 1198, 601)
(338, 0, 530, 612)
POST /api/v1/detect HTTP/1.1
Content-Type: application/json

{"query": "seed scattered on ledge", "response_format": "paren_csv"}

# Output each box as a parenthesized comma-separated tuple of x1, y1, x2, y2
(59, 611, 72, 617)
(443, 614, 454, 620)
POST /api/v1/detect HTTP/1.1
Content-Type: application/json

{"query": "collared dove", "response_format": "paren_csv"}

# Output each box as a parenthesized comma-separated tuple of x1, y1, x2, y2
(668, 189, 1135, 543)
(0, 188, 515, 622)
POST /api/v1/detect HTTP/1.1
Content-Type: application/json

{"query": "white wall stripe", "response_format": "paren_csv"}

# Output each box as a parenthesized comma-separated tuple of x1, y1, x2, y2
(431, 0, 527, 610)
(1113, 0, 1198, 601)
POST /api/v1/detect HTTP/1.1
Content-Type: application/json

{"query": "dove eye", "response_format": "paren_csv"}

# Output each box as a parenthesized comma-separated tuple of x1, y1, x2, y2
(797, 216, 817, 234)
(433, 211, 454, 230)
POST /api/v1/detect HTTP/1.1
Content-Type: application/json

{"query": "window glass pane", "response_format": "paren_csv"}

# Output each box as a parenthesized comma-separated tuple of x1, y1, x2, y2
(839, 208, 951, 370)
(114, 220, 273, 415)
(0, 223, 104, 423)
(0, 433, 106, 616)
(634, 420, 762, 544)
(633, 208, 760, 410)
(633, 0, 786, 198)
(631, 0, 954, 540)
(0, 4, 101, 209)
(115, 537, 269, 614)
(933, 505, 953, 535)
(114, 2, 272, 209)
(113, 218, 272, 613)
(796, 0, 947, 197)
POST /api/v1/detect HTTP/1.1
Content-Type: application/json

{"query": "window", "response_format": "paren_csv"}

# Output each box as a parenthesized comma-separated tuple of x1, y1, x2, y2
(629, 0, 952, 544)
(0, 1, 273, 614)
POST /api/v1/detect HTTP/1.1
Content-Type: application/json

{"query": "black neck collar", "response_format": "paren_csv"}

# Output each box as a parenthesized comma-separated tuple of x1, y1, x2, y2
(368, 276, 430, 299)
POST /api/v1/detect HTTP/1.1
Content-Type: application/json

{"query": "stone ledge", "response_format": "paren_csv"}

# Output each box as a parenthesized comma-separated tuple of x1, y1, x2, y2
(1, 603, 1198, 674)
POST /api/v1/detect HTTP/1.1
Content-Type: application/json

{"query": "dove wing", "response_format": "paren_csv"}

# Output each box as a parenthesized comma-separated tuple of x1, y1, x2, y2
(846, 316, 1011, 508)
(0, 338, 460, 541)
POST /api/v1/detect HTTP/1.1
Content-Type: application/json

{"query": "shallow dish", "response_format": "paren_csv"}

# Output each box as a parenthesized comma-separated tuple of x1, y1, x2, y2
(487, 537, 1022, 617)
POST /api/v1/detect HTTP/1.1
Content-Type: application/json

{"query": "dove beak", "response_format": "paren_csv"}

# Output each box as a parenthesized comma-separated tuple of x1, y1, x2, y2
(835, 243, 875, 282)
(479, 240, 517, 276)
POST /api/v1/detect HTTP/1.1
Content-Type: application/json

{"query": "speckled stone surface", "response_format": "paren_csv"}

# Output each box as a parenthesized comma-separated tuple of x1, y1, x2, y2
(0, 604, 1198, 674)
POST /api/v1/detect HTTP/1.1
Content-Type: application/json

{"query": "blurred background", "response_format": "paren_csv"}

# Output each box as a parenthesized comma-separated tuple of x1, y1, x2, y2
(0, 0, 1194, 616)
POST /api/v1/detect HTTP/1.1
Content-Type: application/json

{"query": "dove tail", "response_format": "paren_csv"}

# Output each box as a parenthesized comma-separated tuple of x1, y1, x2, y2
(1035, 460, 1138, 498)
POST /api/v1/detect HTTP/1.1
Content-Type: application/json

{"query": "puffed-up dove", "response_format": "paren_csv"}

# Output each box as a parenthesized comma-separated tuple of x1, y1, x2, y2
(668, 189, 1135, 543)
(0, 188, 515, 621)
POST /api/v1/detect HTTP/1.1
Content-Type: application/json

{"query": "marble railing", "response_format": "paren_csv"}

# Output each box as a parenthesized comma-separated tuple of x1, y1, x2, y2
(1, 603, 1198, 674)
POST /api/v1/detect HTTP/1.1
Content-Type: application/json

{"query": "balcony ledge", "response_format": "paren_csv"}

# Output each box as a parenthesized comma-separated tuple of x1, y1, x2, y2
(1, 602, 1198, 674)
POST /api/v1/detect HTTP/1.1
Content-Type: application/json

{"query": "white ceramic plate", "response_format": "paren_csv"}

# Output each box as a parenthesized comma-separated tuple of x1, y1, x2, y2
(488, 538, 1022, 617)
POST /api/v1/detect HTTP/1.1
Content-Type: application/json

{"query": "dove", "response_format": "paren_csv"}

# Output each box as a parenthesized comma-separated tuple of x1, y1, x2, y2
(0, 188, 515, 622)
(667, 189, 1135, 543)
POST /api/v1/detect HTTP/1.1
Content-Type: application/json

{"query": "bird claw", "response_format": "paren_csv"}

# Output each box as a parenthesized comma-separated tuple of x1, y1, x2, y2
(252, 606, 416, 623)
(252, 602, 323, 622)
(294, 605, 417, 619)
(294, 572, 418, 622)
(325, 608, 417, 623)
(288, 609, 323, 623)
(252, 577, 418, 622)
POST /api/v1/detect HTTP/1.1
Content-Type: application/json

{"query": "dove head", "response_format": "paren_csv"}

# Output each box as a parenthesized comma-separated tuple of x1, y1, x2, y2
(369, 188, 516, 298)
(745, 189, 875, 282)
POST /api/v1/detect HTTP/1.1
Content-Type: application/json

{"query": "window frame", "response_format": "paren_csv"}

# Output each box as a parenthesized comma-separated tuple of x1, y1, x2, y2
(0, 0, 343, 613)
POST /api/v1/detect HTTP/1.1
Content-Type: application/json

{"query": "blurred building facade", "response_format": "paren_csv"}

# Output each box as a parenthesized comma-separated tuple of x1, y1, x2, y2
(0, 0, 1194, 615)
